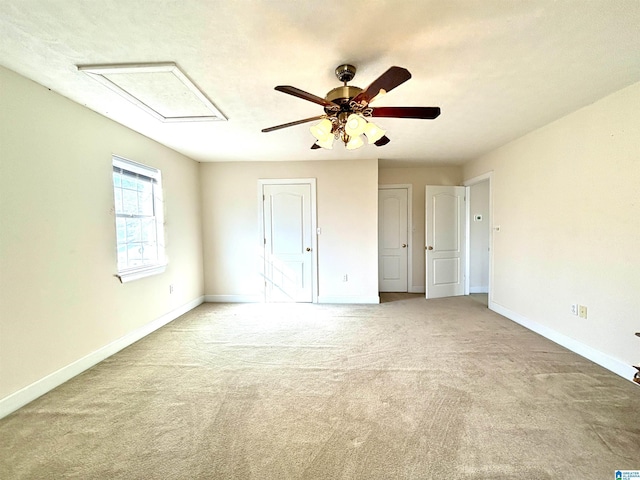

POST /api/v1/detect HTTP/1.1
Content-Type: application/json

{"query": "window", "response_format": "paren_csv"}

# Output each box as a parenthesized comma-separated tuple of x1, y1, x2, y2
(112, 155, 166, 282)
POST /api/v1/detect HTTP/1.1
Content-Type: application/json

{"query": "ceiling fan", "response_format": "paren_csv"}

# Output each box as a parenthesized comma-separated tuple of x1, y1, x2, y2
(262, 64, 441, 150)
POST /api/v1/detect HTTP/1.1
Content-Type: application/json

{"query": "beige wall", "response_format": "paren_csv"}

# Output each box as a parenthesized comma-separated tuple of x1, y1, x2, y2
(0, 67, 204, 401)
(200, 159, 379, 303)
(378, 167, 462, 290)
(463, 81, 640, 369)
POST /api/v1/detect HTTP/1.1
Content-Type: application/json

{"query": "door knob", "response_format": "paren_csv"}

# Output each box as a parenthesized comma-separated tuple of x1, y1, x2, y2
(402, 244, 407, 248)
(306, 247, 312, 252)
(426, 246, 433, 250)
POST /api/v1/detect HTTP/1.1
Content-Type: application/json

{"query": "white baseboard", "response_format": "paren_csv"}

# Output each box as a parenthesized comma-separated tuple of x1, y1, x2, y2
(0, 296, 204, 420)
(470, 286, 489, 294)
(490, 301, 637, 383)
(205, 295, 380, 304)
(204, 294, 262, 303)
(317, 295, 380, 304)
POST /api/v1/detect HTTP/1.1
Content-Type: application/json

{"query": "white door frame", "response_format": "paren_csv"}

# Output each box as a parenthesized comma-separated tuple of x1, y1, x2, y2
(378, 184, 413, 292)
(258, 178, 318, 303)
(463, 172, 493, 303)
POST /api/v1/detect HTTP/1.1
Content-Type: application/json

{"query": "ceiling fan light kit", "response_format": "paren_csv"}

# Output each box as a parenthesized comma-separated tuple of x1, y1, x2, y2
(262, 64, 441, 150)
(364, 122, 386, 144)
(315, 133, 335, 150)
(309, 118, 333, 141)
(311, 112, 384, 150)
(345, 134, 365, 150)
(345, 113, 368, 137)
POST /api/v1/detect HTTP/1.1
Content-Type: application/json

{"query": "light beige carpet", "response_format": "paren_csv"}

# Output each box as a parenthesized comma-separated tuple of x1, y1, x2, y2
(1, 294, 638, 479)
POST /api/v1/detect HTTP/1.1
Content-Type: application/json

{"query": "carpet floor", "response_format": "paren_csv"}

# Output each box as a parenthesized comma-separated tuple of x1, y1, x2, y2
(1, 294, 638, 479)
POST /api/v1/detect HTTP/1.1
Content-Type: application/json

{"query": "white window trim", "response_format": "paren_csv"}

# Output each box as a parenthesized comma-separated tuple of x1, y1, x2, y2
(112, 155, 167, 283)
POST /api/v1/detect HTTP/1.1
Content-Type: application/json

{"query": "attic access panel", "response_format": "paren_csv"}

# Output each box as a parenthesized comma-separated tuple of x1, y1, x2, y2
(78, 63, 226, 122)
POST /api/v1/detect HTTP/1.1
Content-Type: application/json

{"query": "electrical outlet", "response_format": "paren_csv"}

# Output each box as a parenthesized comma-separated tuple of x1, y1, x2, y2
(169, 284, 174, 294)
(343, 274, 348, 282)
(571, 304, 578, 315)
(579, 305, 587, 319)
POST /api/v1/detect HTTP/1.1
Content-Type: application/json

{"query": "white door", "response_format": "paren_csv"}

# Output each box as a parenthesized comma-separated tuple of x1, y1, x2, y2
(378, 188, 408, 292)
(425, 186, 466, 299)
(263, 183, 313, 302)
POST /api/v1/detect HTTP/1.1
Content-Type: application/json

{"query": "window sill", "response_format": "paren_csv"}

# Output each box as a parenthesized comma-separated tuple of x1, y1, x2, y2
(116, 264, 167, 283)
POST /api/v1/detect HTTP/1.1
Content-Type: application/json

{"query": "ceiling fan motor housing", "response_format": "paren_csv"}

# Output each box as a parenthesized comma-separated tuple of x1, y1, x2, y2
(324, 86, 363, 113)
(326, 64, 362, 113)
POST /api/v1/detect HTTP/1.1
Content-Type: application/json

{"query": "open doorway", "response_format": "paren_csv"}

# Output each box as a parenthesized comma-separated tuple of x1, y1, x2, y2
(465, 173, 492, 306)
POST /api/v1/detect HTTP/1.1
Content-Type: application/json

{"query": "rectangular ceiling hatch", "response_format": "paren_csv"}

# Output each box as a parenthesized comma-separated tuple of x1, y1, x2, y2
(78, 62, 226, 122)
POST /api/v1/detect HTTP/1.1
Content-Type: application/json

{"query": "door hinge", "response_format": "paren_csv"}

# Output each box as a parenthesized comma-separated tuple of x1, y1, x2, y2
(263, 194, 265, 201)
(264, 238, 266, 245)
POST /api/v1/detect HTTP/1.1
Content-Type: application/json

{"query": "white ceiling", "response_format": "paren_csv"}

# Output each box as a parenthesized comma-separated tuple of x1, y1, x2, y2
(1, 0, 639, 166)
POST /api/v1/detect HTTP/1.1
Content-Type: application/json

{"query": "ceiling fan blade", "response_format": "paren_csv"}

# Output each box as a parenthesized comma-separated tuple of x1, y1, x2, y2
(261, 115, 326, 133)
(374, 135, 391, 147)
(370, 106, 441, 119)
(352, 66, 412, 105)
(275, 86, 339, 108)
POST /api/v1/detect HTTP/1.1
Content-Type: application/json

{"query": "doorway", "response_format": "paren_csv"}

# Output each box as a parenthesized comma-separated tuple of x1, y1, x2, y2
(260, 179, 317, 303)
(425, 185, 466, 299)
(378, 185, 412, 292)
(464, 173, 492, 304)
